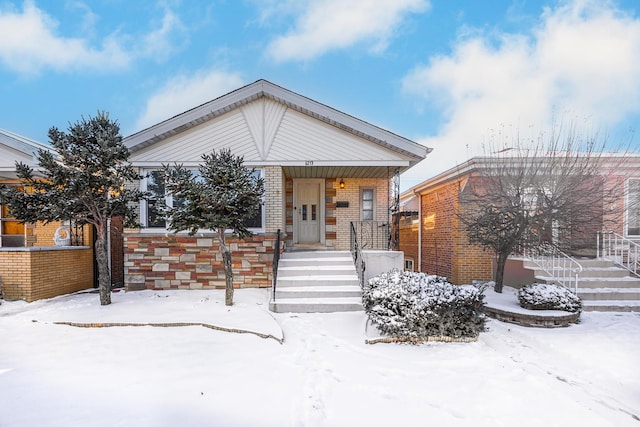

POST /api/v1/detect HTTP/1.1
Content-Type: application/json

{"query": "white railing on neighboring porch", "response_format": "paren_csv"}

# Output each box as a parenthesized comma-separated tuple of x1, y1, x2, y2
(597, 231, 640, 277)
(523, 245, 583, 293)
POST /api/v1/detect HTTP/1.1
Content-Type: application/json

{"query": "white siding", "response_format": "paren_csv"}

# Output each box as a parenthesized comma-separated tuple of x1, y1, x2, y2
(0, 145, 33, 170)
(130, 109, 259, 163)
(129, 98, 414, 165)
(241, 99, 287, 160)
(267, 108, 413, 162)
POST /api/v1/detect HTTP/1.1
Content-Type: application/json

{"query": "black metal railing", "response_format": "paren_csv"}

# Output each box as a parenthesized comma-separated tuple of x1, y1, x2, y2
(272, 229, 282, 301)
(350, 221, 391, 250)
(350, 222, 366, 288)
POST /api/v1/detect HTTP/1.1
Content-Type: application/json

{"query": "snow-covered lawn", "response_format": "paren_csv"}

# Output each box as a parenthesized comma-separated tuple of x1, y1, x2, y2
(1, 288, 638, 427)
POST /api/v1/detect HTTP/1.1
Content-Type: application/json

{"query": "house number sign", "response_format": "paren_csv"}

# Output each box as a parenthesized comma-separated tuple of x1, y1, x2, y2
(305, 161, 314, 166)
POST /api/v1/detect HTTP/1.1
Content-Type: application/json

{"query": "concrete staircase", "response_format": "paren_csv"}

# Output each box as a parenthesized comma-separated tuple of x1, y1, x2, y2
(269, 251, 363, 313)
(525, 258, 640, 312)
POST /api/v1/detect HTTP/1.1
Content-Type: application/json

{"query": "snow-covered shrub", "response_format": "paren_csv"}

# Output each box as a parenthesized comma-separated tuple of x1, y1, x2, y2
(363, 269, 487, 339)
(518, 283, 582, 312)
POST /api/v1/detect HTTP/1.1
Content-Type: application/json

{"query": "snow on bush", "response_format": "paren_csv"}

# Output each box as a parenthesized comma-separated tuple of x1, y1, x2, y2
(363, 269, 487, 339)
(518, 283, 582, 313)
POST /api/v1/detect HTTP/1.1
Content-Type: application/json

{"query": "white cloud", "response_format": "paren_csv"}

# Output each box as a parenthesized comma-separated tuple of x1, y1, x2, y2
(401, 0, 640, 189)
(134, 70, 244, 131)
(0, 1, 185, 75)
(265, 0, 429, 62)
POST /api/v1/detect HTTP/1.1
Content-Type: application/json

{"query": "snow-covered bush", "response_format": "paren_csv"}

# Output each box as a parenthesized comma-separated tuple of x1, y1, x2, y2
(363, 269, 487, 339)
(518, 283, 582, 312)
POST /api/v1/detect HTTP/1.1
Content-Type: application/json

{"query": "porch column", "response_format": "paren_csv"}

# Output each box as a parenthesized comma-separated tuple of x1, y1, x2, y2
(265, 166, 285, 233)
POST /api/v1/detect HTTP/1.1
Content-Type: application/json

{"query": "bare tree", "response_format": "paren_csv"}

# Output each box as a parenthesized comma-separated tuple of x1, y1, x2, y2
(459, 123, 631, 293)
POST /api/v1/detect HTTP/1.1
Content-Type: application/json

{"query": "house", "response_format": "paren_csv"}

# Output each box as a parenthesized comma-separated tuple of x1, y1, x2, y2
(0, 129, 95, 301)
(399, 155, 640, 311)
(122, 79, 430, 292)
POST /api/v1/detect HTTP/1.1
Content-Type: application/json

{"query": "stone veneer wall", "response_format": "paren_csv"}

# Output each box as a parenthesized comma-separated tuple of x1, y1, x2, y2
(124, 233, 278, 291)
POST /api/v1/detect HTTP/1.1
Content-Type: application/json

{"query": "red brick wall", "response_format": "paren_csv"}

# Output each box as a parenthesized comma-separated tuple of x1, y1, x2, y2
(124, 233, 277, 291)
(399, 176, 493, 285)
(399, 222, 418, 270)
(421, 185, 456, 280)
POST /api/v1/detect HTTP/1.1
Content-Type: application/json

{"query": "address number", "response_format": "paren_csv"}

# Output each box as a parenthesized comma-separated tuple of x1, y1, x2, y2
(305, 161, 314, 166)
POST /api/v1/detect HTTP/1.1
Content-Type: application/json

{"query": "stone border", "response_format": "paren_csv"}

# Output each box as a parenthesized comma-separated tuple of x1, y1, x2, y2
(365, 335, 478, 344)
(364, 319, 479, 344)
(484, 306, 580, 328)
(52, 321, 284, 344)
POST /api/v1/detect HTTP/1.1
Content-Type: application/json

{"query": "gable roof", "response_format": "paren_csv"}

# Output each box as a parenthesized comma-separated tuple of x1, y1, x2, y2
(0, 129, 51, 178)
(124, 79, 430, 163)
(0, 129, 50, 157)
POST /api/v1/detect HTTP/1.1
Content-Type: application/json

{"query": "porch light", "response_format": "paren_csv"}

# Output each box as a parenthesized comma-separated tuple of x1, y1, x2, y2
(339, 179, 345, 189)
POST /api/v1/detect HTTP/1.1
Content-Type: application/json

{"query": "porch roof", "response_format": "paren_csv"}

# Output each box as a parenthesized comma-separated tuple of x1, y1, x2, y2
(124, 79, 430, 170)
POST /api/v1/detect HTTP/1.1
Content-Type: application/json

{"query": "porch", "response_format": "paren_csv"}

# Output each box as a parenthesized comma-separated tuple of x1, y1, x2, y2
(504, 232, 640, 312)
(269, 222, 404, 313)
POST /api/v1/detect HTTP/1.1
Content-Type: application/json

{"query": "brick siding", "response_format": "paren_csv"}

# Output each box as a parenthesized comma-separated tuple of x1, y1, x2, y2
(0, 247, 94, 301)
(398, 177, 492, 285)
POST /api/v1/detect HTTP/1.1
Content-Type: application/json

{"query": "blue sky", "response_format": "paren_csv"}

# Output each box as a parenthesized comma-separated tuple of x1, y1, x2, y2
(1, 0, 639, 189)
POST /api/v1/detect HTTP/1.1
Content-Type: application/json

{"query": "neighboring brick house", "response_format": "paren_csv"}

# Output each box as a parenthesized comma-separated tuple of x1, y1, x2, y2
(0, 129, 94, 301)
(122, 80, 429, 292)
(399, 155, 640, 285)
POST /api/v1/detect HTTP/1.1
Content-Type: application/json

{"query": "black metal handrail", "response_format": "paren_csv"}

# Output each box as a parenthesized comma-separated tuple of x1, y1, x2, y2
(272, 229, 282, 301)
(350, 222, 366, 288)
(350, 221, 391, 250)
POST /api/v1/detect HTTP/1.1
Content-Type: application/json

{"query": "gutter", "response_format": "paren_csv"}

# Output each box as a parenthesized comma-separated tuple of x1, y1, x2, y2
(413, 188, 422, 272)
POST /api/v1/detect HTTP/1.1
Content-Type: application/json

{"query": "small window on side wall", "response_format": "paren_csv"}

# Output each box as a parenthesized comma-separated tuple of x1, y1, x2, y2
(405, 259, 414, 272)
(361, 188, 374, 221)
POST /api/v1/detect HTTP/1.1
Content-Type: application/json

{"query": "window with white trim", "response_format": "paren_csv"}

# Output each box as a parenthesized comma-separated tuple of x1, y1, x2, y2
(404, 258, 414, 272)
(361, 188, 375, 221)
(141, 168, 265, 231)
(627, 178, 640, 236)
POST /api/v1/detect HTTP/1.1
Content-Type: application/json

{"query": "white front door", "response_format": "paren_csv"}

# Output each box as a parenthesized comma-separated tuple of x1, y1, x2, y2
(295, 180, 322, 244)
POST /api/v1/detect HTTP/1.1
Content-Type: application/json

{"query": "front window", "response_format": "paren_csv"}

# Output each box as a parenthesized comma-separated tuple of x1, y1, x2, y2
(627, 178, 640, 236)
(142, 168, 265, 231)
(242, 170, 264, 228)
(0, 185, 25, 247)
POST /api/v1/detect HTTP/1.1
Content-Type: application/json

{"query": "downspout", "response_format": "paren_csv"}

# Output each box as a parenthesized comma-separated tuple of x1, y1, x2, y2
(413, 189, 422, 272)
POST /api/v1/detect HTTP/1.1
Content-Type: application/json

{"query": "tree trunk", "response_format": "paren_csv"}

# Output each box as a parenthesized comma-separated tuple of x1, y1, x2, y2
(494, 252, 508, 293)
(218, 228, 234, 306)
(95, 222, 111, 306)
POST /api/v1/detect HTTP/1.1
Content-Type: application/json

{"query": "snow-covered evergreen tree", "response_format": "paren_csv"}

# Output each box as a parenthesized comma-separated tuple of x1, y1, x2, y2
(0, 112, 145, 305)
(161, 149, 264, 306)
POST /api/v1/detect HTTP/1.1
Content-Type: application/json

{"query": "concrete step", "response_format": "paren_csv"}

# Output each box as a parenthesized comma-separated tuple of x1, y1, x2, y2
(530, 267, 631, 279)
(279, 257, 354, 267)
(582, 300, 640, 312)
(282, 250, 351, 259)
(524, 259, 617, 269)
(271, 250, 362, 313)
(277, 265, 357, 277)
(269, 297, 363, 313)
(274, 285, 362, 299)
(535, 275, 640, 289)
(275, 275, 359, 288)
(577, 287, 640, 301)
